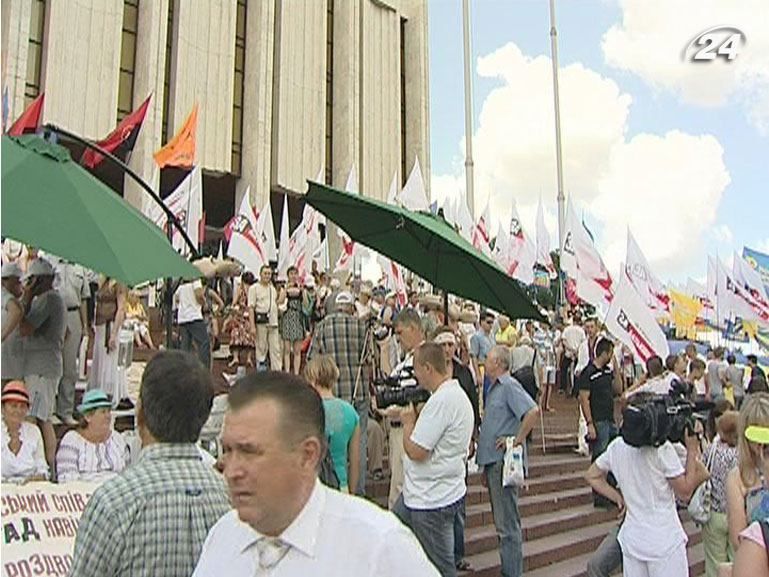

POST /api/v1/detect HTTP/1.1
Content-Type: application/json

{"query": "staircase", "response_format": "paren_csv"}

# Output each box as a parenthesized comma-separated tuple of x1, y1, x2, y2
(366, 392, 706, 576)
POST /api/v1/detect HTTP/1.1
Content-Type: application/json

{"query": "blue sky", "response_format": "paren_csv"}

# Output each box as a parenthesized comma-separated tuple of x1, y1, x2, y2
(427, 0, 768, 283)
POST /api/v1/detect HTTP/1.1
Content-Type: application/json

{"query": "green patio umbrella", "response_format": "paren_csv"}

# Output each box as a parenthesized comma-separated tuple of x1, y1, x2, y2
(1, 135, 200, 286)
(305, 181, 545, 321)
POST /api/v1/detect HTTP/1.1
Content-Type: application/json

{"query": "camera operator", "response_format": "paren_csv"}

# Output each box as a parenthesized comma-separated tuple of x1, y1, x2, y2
(577, 337, 623, 508)
(585, 394, 710, 577)
(382, 308, 425, 508)
(392, 342, 474, 577)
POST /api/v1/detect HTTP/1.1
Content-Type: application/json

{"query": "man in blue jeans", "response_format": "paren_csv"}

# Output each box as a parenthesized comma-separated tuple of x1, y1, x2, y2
(577, 337, 623, 507)
(477, 346, 540, 577)
(393, 342, 474, 577)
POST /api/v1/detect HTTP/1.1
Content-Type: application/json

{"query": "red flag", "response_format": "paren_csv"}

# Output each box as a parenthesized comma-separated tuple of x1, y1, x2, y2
(82, 94, 152, 168)
(7, 93, 44, 136)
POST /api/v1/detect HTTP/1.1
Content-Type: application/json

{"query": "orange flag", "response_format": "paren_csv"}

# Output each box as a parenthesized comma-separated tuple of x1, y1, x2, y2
(154, 104, 197, 168)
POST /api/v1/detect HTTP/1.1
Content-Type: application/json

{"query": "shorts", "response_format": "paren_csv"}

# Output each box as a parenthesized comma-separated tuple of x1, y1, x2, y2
(25, 374, 58, 421)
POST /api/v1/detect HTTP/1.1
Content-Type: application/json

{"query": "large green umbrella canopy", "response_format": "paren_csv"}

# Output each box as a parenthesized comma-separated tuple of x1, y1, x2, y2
(306, 181, 544, 321)
(1, 135, 200, 286)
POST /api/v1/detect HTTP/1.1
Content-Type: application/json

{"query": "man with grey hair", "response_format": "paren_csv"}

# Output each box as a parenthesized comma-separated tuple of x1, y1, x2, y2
(476, 345, 540, 577)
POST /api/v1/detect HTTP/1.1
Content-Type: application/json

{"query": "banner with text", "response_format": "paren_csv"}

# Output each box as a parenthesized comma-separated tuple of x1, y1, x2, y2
(1, 482, 100, 577)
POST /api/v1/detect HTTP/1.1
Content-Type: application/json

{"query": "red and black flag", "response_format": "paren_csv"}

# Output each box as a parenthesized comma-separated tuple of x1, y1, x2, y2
(81, 93, 152, 169)
(7, 93, 44, 136)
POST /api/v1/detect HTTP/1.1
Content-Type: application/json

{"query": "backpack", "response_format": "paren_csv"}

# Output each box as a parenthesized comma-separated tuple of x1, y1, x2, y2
(512, 349, 538, 402)
(318, 436, 340, 490)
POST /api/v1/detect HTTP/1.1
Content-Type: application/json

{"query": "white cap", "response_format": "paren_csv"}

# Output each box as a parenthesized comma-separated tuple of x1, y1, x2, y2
(1, 262, 22, 279)
(24, 258, 55, 278)
(335, 291, 354, 306)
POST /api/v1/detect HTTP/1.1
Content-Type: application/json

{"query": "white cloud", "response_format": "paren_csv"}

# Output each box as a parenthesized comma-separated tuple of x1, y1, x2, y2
(602, 0, 769, 133)
(711, 224, 734, 244)
(430, 41, 731, 282)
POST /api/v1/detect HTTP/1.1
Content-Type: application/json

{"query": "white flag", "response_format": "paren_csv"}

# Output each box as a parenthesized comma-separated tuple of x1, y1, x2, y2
(277, 197, 291, 280)
(228, 188, 268, 273)
(687, 277, 716, 324)
(386, 172, 399, 206)
(625, 231, 670, 315)
(505, 202, 536, 285)
(146, 166, 203, 255)
(472, 202, 492, 257)
(535, 197, 555, 274)
(563, 199, 613, 314)
(455, 197, 475, 243)
(256, 198, 277, 264)
(605, 272, 669, 364)
(731, 253, 769, 325)
(335, 165, 364, 273)
(492, 220, 508, 270)
(216, 241, 224, 260)
(716, 257, 762, 323)
(399, 157, 429, 211)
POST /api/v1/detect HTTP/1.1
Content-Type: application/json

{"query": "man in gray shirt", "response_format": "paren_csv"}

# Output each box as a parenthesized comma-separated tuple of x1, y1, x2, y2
(20, 258, 66, 469)
(51, 258, 90, 425)
(724, 353, 744, 408)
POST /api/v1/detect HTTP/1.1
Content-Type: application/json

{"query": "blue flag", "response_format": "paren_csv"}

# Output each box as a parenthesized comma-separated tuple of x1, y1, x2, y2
(743, 246, 769, 294)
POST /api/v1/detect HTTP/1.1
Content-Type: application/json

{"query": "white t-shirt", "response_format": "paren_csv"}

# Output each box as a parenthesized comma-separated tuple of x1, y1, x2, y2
(193, 480, 439, 577)
(247, 282, 278, 327)
(176, 280, 203, 324)
(595, 438, 687, 561)
(404, 379, 474, 509)
(562, 324, 586, 358)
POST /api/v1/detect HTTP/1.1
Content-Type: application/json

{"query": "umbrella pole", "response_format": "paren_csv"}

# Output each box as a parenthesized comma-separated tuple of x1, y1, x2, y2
(443, 292, 449, 326)
(43, 124, 199, 259)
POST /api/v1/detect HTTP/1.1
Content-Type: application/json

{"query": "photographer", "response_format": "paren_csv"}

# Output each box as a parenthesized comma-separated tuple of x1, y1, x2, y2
(383, 308, 425, 508)
(392, 342, 474, 577)
(585, 394, 710, 577)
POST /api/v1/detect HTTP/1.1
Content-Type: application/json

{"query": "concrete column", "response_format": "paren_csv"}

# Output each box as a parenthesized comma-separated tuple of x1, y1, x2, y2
(44, 0, 123, 139)
(123, 0, 169, 211)
(1, 0, 32, 121)
(236, 0, 275, 211)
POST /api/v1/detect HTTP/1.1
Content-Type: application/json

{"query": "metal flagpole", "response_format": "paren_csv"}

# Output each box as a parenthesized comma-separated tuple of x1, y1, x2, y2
(462, 0, 476, 220)
(548, 0, 566, 306)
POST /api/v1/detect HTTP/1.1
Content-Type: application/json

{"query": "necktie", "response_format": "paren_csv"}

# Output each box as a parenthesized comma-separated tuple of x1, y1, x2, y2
(256, 537, 290, 570)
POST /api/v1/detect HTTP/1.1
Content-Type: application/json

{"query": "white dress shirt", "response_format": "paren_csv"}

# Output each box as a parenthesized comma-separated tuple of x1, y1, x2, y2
(1, 421, 49, 483)
(193, 480, 439, 577)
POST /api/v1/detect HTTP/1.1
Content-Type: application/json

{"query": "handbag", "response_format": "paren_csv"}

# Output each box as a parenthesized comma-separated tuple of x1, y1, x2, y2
(318, 436, 340, 490)
(502, 437, 525, 488)
(688, 443, 715, 524)
(512, 349, 538, 402)
(254, 286, 273, 325)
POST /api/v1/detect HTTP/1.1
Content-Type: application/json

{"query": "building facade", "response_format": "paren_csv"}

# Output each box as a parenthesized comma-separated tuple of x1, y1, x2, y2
(1, 0, 430, 259)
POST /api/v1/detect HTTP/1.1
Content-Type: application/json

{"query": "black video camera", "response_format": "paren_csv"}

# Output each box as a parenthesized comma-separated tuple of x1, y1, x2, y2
(374, 369, 430, 409)
(621, 379, 712, 448)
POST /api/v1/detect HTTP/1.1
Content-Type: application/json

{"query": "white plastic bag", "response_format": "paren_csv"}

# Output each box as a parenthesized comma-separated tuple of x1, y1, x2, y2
(502, 437, 525, 487)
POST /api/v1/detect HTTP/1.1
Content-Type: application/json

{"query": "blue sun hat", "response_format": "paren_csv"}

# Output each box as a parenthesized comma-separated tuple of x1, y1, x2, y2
(76, 389, 113, 415)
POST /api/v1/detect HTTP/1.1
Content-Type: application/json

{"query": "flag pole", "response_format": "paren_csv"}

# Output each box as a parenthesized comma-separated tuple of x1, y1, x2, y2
(548, 0, 566, 306)
(462, 0, 476, 220)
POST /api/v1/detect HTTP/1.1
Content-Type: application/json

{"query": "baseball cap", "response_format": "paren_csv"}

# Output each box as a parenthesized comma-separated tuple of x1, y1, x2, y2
(1, 381, 30, 405)
(1, 262, 22, 279)
(76, 389, 113, 414)
(24, 258, 55, 279)
(745, 425, 769, 445)
(335, 291, 354, 306)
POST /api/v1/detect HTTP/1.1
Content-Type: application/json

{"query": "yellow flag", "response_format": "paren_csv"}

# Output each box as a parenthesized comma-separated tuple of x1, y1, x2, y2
(670, 290, 703, 340)
(154, 104, 197, 169)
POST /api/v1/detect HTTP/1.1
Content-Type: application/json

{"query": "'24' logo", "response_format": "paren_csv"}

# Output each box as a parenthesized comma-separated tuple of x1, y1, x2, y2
(685, 26, 746, 62)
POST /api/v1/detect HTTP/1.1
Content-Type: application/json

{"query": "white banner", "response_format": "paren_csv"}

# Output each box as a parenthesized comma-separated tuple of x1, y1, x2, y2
(1, 482, 102, 577)
(625, 231, 670, 316)
(145, 166, 203, 255)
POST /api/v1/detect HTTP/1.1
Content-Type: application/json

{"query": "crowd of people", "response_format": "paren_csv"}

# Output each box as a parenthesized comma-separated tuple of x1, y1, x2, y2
(3, 248, 769, 576)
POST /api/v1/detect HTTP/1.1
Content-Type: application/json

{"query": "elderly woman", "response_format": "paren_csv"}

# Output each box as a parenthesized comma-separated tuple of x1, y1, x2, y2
(1, 381, 48, 483)
(55, 389, 128, 483)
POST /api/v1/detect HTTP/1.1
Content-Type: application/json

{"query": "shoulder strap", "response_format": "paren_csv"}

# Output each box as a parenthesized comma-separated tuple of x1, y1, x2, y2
(760, 520, 769, 552)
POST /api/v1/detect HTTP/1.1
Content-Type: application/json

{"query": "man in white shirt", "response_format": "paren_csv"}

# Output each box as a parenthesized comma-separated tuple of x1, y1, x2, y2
(193, 371, 439, 577)
(248, 265, 283, 371)
(392, 342, 474, 577)
(559, 314, 586, 394)
(175, 279, 210, 368)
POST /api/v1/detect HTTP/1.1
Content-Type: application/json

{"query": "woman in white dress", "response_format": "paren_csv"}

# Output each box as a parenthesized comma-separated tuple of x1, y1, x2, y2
(89, 277, 129, 407)
(55, 389, 128, 483)
(1, 381, 48, 483)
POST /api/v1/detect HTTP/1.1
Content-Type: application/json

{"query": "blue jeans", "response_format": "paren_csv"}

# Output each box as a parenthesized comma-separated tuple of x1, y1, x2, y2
(590, 421, 617, 505)
(179, 320, 210, 368)
(393, 494, 460, 577)
(485, 460, 523, 577)
(353, 398, 368, 496)
(453, 496, 466, 564)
